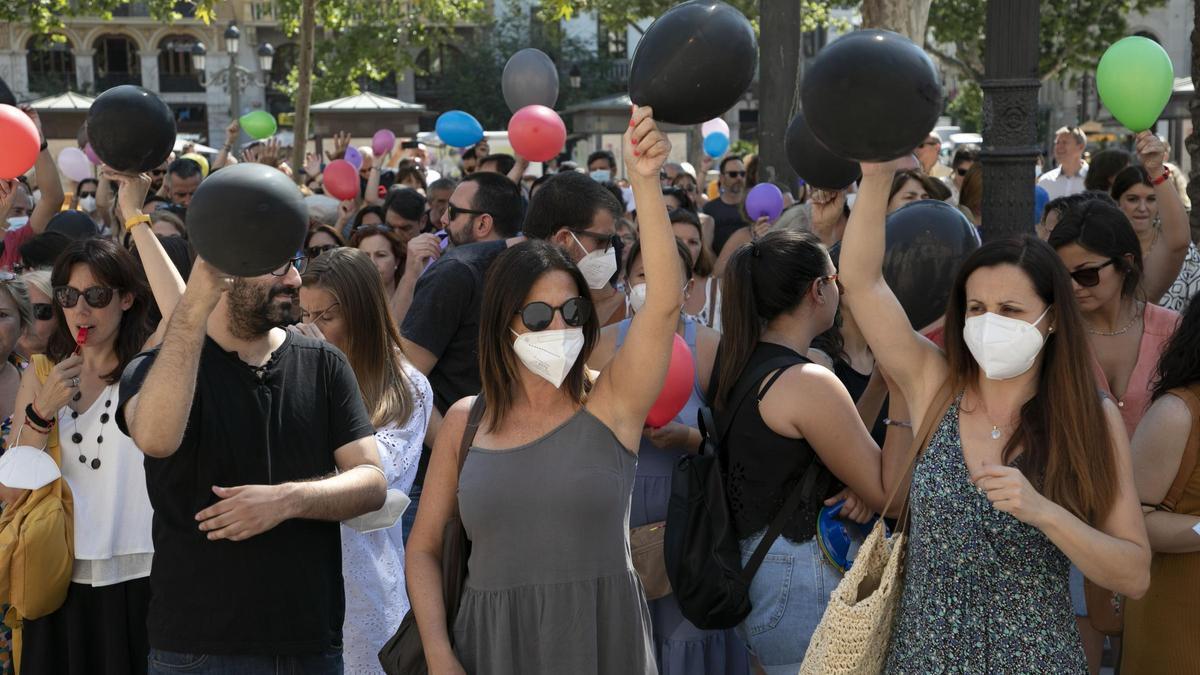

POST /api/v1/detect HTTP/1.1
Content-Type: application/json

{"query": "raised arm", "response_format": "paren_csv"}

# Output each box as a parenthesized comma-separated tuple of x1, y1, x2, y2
(23, 107, 63, 235)
(212, 119, 240, 171)
(1131, 393, 1200, 553)
(838, 157, 947, 419)
(1136, 132, 1191, 303)
(589, 107, 683, 450)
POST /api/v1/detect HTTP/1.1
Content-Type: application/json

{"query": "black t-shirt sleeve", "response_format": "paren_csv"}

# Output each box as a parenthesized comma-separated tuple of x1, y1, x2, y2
(400, 258, 472, 359)
(116, 350, 159, 436)
(325, 347, 376, 452)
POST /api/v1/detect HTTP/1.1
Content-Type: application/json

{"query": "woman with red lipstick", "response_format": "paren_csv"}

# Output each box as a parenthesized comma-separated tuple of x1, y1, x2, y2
(5, 171, 185, 674)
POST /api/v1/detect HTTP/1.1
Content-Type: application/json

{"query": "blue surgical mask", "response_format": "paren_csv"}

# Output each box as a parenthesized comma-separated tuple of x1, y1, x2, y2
(589, 169, 611, 183)
(5, 216, 29, 230)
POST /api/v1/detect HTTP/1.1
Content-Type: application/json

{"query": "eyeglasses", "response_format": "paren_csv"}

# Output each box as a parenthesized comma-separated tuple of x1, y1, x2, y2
(1069, 259, 1116, 288)
(54, 285, 116, 309)
(78, 192, 96, 199)
(305, 244, 337, 258)
(32, 302, 53, 321)
(447, 202, 488, 221)
(515, 296, 592, 331)
(572, 229, 618, 252)
(724, 171, 746, 178)
(271, 256, 309, 277)
(300, 301, 339, 323)
(920, 140, 941, 148)
(817, 273, 843, 293)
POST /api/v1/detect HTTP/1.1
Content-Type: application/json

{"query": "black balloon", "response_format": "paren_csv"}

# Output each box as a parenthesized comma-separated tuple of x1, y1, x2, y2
(87, 85, 175, 173)
(0, 76, 14, 107)
(785, 110, 860, 190)
(881, 200, 979, 331)
(187, 163, 308, 277)
(801, 29, 942, 162)
(46, 211, 99, 240)
(628, 0, 757, 125)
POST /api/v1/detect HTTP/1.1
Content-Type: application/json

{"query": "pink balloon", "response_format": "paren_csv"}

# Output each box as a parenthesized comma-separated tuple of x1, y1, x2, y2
(507, 105, 567, 163)
(323, 159, 359, 201)
(372, 129, 396, 157)
(646, 333, 696, 428)
(83, 142, 102, 165)
(58, 147, 93, 182)
(344, 146, 363, 170)
(0, 105, 40, 180)
(701, 117, 730, 138)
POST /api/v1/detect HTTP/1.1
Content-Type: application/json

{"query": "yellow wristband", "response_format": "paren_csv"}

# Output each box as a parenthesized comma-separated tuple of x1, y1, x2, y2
(124, 213, 152, 232)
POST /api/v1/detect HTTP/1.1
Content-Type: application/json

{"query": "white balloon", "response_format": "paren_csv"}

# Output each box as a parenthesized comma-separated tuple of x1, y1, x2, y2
(701, 118, 730, 138)
(58, 147, 93, 183)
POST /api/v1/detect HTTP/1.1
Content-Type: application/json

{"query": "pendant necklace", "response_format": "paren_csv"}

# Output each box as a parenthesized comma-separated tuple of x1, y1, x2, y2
(69, 383, 114, 470)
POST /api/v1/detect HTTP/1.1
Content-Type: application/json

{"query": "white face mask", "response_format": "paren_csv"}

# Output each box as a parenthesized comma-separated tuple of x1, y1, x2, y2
(570, 232, 617, 290)
(510, 327, 585, 388)
(627, 282, 648, 314)
(78, 196, 97, 213)
(962, 307, 1051, 380)
(5, 216, 28, 230)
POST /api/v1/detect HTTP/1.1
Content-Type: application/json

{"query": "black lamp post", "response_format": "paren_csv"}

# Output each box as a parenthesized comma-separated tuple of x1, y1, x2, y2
(569, 64, 582, 90)
(191, 22, 274, 120)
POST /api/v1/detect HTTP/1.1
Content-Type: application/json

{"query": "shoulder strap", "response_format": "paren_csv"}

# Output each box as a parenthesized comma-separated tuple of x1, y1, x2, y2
(1161, 386, 1200, 512)
(884, 380, 955, 529)
(705, 278, 718, 329)
(457, 394, 486, 476)
(713, 355, 804, 449)
(741, 453, 823, 581)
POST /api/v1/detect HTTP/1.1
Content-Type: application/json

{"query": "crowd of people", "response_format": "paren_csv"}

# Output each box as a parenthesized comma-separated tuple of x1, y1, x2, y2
(0, 87, 1197, 675)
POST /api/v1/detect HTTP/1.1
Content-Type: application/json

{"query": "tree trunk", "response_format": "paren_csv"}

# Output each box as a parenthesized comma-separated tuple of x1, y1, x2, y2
(755, 0, 801, 194)
(290, 0, 316, 186)
(861, 0, 934, 45)
(1187, 17, 1200, 243)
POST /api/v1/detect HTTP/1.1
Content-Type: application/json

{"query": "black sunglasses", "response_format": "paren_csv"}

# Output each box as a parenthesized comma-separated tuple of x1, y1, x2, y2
(271, 256, 309, 277)
(305, 244, 337, 258)
(573, 229, 618, 252)
(32, 302, 53, 321)
(724, 171, 746, 178)
(1069, 259, 1116, 288)
(78, 192, 96, 199)
(54, 285, 116, 309)
(447, 202, 488, 221)
(515, 297, 592, 332)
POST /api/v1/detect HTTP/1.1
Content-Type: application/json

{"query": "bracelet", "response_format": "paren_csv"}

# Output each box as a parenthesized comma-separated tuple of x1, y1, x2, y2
(883, 418, 912, 428)
(124, 213, 152, 232)
(23, 416, 50, 434)
(1151, 166, 1171, 186)
(25, 402, 55, 429)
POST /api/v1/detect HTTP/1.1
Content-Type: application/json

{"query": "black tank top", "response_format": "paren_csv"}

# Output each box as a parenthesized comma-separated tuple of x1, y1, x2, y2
(718, 342, 842, 544)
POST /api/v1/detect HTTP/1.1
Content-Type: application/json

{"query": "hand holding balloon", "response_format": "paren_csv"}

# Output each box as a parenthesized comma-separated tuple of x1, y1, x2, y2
(625, 106, 671, 181)
(860, 154, 919, 179)
(104, 168, 152, 222)
(1134, 131, 1166, 176)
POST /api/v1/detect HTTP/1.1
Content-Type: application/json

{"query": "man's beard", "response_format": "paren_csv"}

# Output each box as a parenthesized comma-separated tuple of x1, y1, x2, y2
(447, 218, 477, 247)
(226, 279, 299, 339)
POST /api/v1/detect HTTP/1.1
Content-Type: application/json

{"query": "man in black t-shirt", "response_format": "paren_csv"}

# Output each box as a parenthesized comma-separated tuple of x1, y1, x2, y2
(117, 257, 385, 672)
(703, 155, 750, 255)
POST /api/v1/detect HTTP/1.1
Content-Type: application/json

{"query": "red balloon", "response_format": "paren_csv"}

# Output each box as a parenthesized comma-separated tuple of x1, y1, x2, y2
(0, 104, 40, 180)
(646, 333, 696, 428)
(323, 159, 359, 201)
(507, 105, 567, 162)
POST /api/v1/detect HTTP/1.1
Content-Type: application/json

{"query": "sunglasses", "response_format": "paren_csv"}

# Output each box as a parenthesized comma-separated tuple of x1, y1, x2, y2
(447, 202, 488, 221)
(271, 255, 309, 277)
(305, 244, 337, 258)
(1069, 259, 1116, 288)
(724, 171, 746, 178)
(54, 285, 116, 309)
(32, 302, 53, 321)
(515, 296, 592, 332)
(573, 229, 618, 252)
(78, 192, 96, 199)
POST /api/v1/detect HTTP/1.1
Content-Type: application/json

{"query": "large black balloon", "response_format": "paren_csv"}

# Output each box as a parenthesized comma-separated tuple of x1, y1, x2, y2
(881, 200, 979, 331)
(801, 29, 942, 162)
(785, 110, 860, 190)
(628, 1, 757, 125)
(187, 163, 308, 277)
(0, 76, 14, 107)
(87, 85, 175, 173)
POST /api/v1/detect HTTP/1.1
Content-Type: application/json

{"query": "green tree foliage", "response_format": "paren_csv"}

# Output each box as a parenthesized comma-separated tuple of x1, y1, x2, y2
(0, 0, 218, 37)
(543, 0, 852, 35)
(946, 79, 982, 132)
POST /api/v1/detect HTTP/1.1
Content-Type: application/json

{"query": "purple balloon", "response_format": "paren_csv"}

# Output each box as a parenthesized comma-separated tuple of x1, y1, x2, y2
(745, 183, 785, 222)
(83, 142, 101, 165)
(372, 129, 395, 157)
(344, 145, 363, 170)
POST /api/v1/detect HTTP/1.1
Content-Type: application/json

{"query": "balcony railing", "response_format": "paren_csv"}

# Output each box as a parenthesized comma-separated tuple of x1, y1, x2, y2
(159, 74, 204, 93)
(95, 72, 142, 91)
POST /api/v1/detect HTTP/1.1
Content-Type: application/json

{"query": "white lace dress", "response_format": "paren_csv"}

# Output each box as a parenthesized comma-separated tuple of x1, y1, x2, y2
(341, 363, 433, 674)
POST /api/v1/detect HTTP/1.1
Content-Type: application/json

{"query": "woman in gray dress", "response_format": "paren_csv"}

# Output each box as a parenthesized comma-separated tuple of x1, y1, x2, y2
(407, 106, 679, 675)
(838, 155, 1151, 672)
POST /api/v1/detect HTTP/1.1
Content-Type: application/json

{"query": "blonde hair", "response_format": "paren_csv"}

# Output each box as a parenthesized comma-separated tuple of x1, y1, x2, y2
(19, 269, 52, 299)
(0, 277, 33, 333)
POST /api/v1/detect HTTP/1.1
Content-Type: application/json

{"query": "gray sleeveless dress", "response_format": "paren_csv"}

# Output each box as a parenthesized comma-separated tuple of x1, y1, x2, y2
(453, 408, 658, 674)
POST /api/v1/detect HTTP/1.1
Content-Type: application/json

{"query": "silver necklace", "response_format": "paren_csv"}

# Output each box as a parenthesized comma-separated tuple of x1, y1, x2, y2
(1087, 303, 1141, 336)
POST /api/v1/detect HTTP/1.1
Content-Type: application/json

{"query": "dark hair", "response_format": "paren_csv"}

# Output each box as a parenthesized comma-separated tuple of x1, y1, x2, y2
(167, 157, 203, 180)
(132, 235, 194, 324)
(1085, 149, 1132, 192)
(460, 171, 524, 238)
(716, 229, 830, 407)
(478, 240, 598, 429)
(661, 186, 697, 213)
(1041, 190, 1115, 225)
(624, 237, 694, 285)
(1152, 294, 1200, 399)
(1110, 164, 1153, 202)
(143, 194, 170, 209)
(889, 169, 951, 204)
(428, 177, 456, 193)
(958, 164, 983, 217)
(19, 231, 72, 270)
(462, 146, 478, 162)
(601, 181, 625, 213)
(524, 172, 624, 240)
(529, 173, 554, 197)
(668, 208, 715, 277)
(943, 236, 1118, 523)
(395, 166, 428, 193)
(76, 178, 99, 192)
(951, 145, 980, 167)
(306, 224, 345, 248)
(383, 188, 426, 221)
(1048, 199, 1143, 298)
(48, 238, 152, 382)
(587, 150, 617, 171)
(349, 227, 406, 283)
(478, 153, 516, 176)
(719, 156, 743, 174)
(352, 205, 385, 230)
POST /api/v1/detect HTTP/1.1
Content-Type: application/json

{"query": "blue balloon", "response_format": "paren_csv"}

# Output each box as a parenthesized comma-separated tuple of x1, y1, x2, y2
(436, 110, 484, 148)
(703, 131, 730, 158)
(1034, 185, 1050, 226)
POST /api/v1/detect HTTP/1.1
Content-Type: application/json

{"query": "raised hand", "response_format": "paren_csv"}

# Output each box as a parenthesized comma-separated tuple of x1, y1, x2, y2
(624, 106, 671, 181)
(860, 154, 919, 179)
(103, 168, 153, 220)
(326, 131, 352, 161)
(1135, 131, 1166, 176)
(33, 353, 83, 417)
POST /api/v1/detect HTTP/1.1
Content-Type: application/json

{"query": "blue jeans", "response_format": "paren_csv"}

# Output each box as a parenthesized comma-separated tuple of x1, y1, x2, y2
(735, 533, 841, 675)
(401, 483, 422, 544)
(147, 648, 342, 674)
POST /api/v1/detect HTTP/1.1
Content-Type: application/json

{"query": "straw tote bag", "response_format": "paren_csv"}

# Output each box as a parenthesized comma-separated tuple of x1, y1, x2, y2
(800, 383, 952, 675)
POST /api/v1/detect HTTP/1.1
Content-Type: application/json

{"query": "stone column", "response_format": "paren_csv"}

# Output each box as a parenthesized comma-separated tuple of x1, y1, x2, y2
(140, 51, 160, 93)
(74, 52, 95, 94)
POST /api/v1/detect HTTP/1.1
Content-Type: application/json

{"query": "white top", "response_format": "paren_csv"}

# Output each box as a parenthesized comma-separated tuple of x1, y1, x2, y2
(341, 363, 433, 673)
(57, 383, 154, 587)
(687, 276, 722, 332)
(1036, 162, 1089, 201)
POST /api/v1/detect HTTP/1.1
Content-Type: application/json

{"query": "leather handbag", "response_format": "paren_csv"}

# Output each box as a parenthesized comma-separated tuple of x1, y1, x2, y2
(1083, 579, 1123, 636)
(630, 521, 670, 600)
(379, 395, 485, 675)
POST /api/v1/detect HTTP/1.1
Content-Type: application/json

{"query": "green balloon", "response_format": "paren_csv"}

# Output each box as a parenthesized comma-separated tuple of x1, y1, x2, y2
(1096, 36, 1174, 132)
(239, 110, 277, 140)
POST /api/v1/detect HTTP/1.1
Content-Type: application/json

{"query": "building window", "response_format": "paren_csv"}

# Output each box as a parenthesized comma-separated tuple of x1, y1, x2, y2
(94, 34, 141, 91)
(415, 45, 460, 94)
(158, 35, 202, 93)
(597, 20, 627, 59)
(26, 36, 76, 95)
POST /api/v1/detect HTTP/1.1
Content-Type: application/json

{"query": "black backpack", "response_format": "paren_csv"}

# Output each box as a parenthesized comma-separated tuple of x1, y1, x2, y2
(664, 355, 826, 630)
